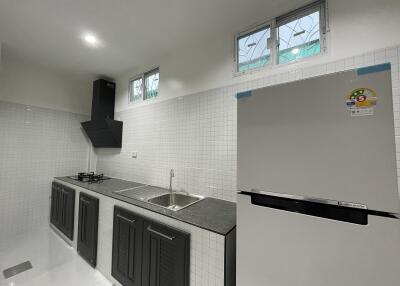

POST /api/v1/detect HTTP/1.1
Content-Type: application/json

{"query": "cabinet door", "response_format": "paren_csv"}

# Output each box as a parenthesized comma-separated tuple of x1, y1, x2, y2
(112, 206, 143, 286)
(77, 193, 99, 267)
(142, 220, 190, 286)
(55, 185, 75, 240)
(50, 183, 75, 240)
(50, 183, 60, 226)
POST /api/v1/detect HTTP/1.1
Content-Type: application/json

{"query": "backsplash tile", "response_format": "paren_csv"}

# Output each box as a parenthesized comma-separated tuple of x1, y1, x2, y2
(96, 90, 237, 201)
(0, 101, 90, 242)
(96, 45, 400, 203)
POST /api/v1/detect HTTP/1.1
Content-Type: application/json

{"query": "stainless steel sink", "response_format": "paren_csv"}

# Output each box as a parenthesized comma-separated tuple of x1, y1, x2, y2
(114, 185, 164, 200)
(147, 192, 204, 211)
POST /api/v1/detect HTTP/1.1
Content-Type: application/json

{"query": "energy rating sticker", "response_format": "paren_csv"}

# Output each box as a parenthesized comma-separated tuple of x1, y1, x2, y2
(346, 88, 377, 116)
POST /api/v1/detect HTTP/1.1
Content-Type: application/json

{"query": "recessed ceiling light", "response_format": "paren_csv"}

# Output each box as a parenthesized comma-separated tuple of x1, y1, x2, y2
(82, 33, 99, 47)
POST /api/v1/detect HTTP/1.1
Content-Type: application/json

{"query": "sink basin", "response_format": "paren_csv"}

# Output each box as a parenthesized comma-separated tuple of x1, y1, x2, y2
(147, 192, 204, 211)
(114, 185, 164, 200)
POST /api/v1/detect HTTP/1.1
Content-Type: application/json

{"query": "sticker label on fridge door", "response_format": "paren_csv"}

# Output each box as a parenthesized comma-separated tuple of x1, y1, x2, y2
(350, 108, 374, 117)
(346, 88, 377, 116)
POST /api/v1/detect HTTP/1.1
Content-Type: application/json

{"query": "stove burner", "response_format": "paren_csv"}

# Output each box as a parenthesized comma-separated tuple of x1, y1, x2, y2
(70, 172, 110, 184)
(89, 174, 106, 184)
(78, 172, 94, 181)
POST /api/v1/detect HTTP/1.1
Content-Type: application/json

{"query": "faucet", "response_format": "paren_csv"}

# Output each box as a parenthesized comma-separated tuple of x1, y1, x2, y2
(169, 169, 175, 205)
(169, 169, 175, 194)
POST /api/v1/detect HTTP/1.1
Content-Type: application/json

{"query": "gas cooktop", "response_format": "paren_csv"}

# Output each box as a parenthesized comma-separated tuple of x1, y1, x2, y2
(68, 172, 111, 184)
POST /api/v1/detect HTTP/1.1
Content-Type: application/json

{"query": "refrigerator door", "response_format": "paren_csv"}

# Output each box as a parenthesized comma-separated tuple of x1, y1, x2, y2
(237, 192, 400, 286)
(237, 65, 399, 213)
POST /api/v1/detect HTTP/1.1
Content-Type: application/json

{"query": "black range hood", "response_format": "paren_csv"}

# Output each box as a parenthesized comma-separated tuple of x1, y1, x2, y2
(81, 79, 123, 148)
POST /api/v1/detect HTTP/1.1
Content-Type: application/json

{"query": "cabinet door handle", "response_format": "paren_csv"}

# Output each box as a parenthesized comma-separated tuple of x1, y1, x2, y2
(116, 214, 136, 224)
(147, 226, 175, 241)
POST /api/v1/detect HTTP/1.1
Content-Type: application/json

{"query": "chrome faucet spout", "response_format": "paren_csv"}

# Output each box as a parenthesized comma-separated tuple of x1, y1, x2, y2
(169, 169, 175, 192)
(169, 169, 175, 205)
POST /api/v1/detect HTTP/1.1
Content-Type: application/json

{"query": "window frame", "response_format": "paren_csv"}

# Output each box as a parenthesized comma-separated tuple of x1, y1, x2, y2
(276, 0, 326, 65)
(128, 76, 144, 103)
(128, 66, 160, 104)
(143, 67, 160, 101)
(234, 0, 327, 75)
(234, 21, 274, 75)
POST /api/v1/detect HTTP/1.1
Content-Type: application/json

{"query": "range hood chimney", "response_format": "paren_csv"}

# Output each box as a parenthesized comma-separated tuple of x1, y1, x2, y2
(81, 79, 123, 148)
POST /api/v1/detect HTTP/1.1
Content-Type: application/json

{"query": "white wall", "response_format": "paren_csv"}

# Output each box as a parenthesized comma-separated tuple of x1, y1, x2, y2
(115, 0, 400, 112)
(0, 55, 92, 242)
(0, 101, 90, 242)
(0, 56, 92, 115)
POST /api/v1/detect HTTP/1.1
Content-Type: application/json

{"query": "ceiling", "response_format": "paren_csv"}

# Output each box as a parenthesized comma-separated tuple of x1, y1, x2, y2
(0, 0, 310, 80)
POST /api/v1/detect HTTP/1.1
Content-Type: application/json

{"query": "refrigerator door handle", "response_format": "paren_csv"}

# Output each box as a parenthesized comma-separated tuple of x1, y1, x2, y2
(241, 190, 369, 225)
(240, 189, 367, 209)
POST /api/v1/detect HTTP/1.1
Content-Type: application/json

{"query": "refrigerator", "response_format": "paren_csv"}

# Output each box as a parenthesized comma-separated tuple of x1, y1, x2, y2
(236, 63, 400, 286)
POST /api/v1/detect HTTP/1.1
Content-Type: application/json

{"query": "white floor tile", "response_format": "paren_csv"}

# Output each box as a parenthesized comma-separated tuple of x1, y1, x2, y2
(0, 227, 111, 286)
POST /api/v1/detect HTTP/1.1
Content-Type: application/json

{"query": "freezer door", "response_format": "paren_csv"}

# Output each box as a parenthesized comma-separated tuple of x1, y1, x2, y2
(237, 66, 399, 213)
(237, 193, 400, 286)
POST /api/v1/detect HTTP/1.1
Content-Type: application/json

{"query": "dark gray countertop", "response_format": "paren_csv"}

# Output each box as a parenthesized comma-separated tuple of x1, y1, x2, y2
(55, 176, 236, 236)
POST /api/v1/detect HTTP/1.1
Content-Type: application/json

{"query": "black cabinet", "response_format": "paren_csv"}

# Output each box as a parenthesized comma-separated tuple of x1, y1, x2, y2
(112, 206, 144, 286)
(50, 182, 75, 240)
(142, 220, 190, 286)
(77, 192, 99, 267)
(111, 206, 190, 286)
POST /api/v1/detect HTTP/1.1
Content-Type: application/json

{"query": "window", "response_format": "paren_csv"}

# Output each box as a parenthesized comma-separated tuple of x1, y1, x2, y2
(237, 25, 271, 73)
(144, 68, 159, 100)
(277, 6, 322, 64)
(129, 77, 142, 102)
(235, 0, 326, 73)
(129, 67, 159, 103)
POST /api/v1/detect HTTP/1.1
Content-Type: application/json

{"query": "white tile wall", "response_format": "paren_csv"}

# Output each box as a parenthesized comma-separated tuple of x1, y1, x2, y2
(0, 101, 90, 242)
(96, 90, 237, 201)
(97, 45, 400, 202)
